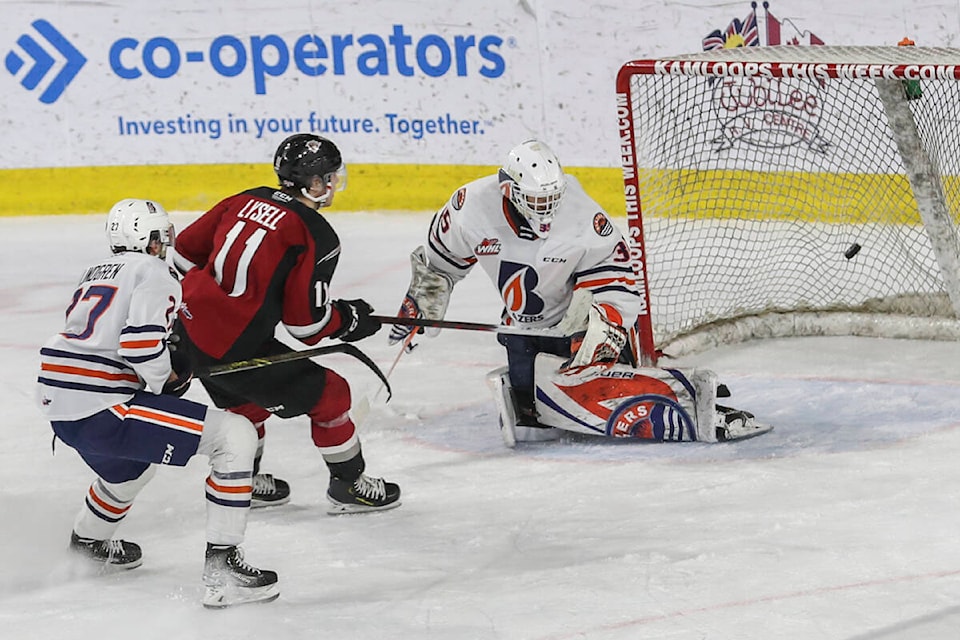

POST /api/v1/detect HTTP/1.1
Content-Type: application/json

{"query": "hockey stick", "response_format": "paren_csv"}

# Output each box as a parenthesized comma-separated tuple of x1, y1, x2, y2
(372, 314, 505, 333)
(197, 343, 392, 401)
(371, 289, 594, 338)
(352, 329, 416, 426)
(371, 314, 568, 337)
(354, 311, 523, 424)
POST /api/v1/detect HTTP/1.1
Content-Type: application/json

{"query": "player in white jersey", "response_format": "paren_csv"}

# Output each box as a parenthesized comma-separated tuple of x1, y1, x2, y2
(389, 140, 772, 446)
(36, 198, 279, 608)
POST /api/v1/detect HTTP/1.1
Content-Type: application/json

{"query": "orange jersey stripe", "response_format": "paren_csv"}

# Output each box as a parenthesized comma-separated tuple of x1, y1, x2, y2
(574, 276, 637, 290)
(127, 407, 203, 433)
(41, 363, 140, 383)
(206, 477, 253, 494)
(120, 338, 161, 349)
(88, 485, 130, 515)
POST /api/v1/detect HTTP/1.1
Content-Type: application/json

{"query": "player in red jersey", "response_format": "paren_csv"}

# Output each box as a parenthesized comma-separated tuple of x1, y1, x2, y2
(171, 134, 400, 514)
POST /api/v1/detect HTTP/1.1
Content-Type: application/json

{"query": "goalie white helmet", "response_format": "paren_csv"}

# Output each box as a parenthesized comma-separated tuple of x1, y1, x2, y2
(499, 139, 566, 238)
(106, 198, 173, 258)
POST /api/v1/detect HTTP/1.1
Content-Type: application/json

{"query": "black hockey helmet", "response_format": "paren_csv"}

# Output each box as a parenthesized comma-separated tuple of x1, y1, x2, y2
(273, 133, 343, 190)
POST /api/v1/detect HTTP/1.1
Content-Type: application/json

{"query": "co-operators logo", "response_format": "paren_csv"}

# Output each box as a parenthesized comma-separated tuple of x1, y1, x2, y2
(5, 19, 86, 104)
(6, 20, 506, 104)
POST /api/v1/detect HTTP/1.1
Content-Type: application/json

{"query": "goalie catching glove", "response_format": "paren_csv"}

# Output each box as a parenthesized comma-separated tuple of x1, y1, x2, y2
(388, 246, 455, 345)
(566, 303, 628, 369)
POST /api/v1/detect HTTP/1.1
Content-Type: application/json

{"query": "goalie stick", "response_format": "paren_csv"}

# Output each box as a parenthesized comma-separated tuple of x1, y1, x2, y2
(197, 343, 392, 401)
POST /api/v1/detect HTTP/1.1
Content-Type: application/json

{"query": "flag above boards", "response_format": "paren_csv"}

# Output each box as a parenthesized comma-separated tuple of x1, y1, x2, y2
(703, 1, 825, 51)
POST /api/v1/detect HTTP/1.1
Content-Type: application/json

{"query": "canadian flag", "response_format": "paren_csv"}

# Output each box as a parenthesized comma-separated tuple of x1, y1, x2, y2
(760, 1, 825, 46)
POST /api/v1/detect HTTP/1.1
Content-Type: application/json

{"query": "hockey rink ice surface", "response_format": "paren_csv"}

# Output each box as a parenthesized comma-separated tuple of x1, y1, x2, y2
(4, 211, 960, 640)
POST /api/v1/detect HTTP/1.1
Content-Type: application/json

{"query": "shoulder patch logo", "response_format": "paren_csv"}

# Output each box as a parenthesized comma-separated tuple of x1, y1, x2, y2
(451, 188, 467, 211)
(593, 212, 614, 237)
(475, 238, 502, 256)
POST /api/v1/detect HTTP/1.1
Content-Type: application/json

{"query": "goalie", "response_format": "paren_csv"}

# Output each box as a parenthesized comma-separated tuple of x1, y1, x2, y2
(389, 139, 771, 447)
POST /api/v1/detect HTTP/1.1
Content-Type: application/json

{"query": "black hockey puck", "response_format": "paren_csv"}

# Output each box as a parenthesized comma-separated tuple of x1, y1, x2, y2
(844, 243, 862, 259)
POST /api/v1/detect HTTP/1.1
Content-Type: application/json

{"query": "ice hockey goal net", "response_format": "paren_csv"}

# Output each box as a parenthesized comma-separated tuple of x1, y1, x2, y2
(617, 45, 960, 364)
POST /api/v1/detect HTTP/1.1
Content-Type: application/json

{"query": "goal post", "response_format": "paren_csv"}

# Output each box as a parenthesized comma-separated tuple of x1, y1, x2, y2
(616, 45, 960, 364)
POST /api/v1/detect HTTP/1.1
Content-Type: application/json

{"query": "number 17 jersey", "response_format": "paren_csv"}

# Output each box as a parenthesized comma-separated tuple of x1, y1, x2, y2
(37, 252, 180, 420)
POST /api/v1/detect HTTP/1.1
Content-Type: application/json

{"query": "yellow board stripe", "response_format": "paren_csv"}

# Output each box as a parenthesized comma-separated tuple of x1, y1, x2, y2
(3, 165, 943, 225)
(0, 164, 626, 217)
(635, 169, 948, 225)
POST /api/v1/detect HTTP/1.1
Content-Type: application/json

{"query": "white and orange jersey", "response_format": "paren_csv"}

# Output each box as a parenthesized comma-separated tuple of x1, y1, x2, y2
(37, 252, 181, 420)
(425, 174, 644, 330)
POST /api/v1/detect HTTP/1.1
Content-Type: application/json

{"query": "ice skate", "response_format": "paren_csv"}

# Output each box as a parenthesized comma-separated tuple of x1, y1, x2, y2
(715, 405, 774, 442)
(514, 407, 561, 444)
(250, 473, 290, 508)
(69, 531, 142, 571)
(326, 473, 401, 515)
(202, 544, 279, 609)
(488, 366, 559, 448)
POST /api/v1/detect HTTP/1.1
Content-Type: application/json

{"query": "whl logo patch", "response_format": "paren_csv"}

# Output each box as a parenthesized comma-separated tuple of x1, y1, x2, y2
(5, 20, 86, 104)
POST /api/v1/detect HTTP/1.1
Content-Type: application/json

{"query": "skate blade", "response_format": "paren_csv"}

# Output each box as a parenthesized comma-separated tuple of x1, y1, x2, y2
(104, 558, 143, 572)
(513, 425, 560, 443)
(326, 499, 402, 516)
(202, 583, 280, 609)
(717, 423, 774, 442)
(65, 554, 143, 579)
(250, 496, 291, 509)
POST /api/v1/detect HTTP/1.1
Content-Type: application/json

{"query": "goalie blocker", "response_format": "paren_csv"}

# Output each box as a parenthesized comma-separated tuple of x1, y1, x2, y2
(488, 354, 772, 447)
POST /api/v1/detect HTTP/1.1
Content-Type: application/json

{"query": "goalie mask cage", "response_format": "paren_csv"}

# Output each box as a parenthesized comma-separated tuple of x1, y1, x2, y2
(617, 45, 960, 364)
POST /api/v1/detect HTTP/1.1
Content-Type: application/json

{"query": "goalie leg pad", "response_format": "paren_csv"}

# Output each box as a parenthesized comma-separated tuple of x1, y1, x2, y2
(486, 367, 518, 448)
(689, 368, 720, 443)
(486, 367, 559, 448)
(535, 354, 704, 440)
(533, 355, 771, 443)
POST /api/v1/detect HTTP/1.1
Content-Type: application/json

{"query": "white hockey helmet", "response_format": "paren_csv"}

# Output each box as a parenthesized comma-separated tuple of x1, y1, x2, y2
(106, 198, 173, 257)
(499, 139, 566, 238)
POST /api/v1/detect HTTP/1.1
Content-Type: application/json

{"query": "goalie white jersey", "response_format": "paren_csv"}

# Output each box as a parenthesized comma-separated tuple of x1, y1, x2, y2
(37, 252, 180, 420)
(425, 174, 644, 330)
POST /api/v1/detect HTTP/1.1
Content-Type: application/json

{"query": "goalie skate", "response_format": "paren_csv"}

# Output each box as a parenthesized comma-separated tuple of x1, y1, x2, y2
(714, 405, 774, 442)
(486, 366, 559, 448)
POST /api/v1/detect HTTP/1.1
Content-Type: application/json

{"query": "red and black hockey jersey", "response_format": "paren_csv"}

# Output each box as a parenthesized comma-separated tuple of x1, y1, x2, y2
(173, 187, 348, 361)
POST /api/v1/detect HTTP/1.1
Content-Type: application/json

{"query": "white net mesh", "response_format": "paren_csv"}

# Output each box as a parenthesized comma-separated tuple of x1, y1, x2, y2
(618, 46, 960, 357)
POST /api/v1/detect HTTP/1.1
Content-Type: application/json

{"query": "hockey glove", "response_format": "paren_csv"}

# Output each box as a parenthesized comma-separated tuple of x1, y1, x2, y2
(566, 303, 628, 370)
(388, 294, 426, 345)
(161, 332, 193, 397)
(333, 298, 382, 343)
(388, 246, 454, 346)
